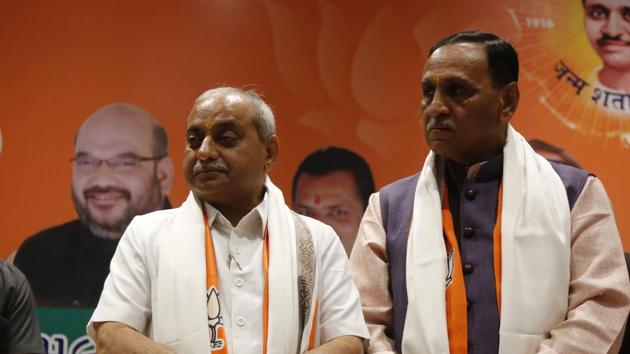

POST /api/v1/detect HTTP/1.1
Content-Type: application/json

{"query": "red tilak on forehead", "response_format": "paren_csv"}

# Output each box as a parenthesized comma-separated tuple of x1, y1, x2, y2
(314, 194, 321, 205)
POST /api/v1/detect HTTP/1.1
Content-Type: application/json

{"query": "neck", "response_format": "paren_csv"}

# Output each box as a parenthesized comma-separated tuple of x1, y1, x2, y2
(454, 146, 504, 169)
(454, 129, 507, 167)
(211, 190, 265, 227)
(88, 224, 124, 240)
(598, 66, 630, 92)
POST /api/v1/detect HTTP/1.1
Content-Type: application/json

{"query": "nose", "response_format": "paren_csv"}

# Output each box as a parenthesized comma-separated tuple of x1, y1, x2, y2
(84, 164, 121, 187)
(603, 12, 624, 35)
(197, 136, 220, 162)
(422, 90, 450, 118)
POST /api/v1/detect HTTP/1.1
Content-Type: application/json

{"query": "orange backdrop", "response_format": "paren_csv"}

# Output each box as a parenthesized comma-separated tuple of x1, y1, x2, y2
(1, 0, 628, 257)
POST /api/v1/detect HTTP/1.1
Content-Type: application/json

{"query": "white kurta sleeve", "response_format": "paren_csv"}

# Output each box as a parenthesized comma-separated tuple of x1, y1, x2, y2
(87, 218, 152, 338)
(313, 221, 369, 342)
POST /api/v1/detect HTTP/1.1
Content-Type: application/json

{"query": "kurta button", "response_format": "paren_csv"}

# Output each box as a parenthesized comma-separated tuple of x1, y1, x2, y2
(463, 263, 473, 274)
(236, 316, 246, 327)
(463, 227, 474, 238)
(465, 189, 476, 200)
(234, 277, 244, 287)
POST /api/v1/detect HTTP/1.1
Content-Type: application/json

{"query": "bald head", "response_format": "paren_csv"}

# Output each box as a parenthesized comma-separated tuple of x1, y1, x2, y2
(71, 103, 174, 239)
(76, 103, 167, 157)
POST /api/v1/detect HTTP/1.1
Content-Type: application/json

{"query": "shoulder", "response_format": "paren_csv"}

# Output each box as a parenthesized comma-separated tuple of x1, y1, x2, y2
(19, 220, 83, 247)
(121, 208, 180, 248)
(15, 220, 84, 261)
(127, 208, 179, 232)
(131, 207, 178, 226)
(0, 261, 27, 287)
(547, 161, 592, 210)
(297, 213, 337, 240)
(380, 172, 421, 197)
(0, 262, 29, 305)
(378, 172, 420, 228)
(294, 213, 345, 253)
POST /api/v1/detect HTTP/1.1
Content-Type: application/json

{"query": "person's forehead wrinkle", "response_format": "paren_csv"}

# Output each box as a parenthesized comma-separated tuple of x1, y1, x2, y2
(423, 71, 480, 90)
(428, 43, 489, 74)
(208, 118, 242, 133)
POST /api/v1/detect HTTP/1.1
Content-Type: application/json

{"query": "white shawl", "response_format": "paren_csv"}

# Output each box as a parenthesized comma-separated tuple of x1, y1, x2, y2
(150, 177, 319, 353)
(402, 125, 571, 354)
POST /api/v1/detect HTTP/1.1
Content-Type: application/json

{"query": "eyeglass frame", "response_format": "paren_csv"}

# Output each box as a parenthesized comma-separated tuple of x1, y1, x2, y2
(69, 154, 166, 173)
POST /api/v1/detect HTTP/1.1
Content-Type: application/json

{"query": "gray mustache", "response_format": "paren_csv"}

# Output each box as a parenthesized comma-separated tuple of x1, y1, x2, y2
(426, 117, 455, 131)
(193, 160, 229, 175)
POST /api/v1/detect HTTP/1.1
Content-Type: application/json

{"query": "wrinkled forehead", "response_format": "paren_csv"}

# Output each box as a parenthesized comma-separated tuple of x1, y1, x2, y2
(296, 171, 362, 198)
(76, 113, 155, 156)
(423, 42, 490, 82)
(188, 92, 254, 124)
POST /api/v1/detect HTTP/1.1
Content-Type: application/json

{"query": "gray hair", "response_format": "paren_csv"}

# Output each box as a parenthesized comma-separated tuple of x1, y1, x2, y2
(193, 87, 276, 141)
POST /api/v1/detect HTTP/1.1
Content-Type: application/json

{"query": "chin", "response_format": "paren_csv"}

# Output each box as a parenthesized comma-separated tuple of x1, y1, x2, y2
(192, 189, 224, 204)
(91, 212, 126, 226)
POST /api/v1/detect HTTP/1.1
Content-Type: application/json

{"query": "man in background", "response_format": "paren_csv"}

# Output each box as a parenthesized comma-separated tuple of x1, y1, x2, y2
(292, 146, 375, 256)
(14, 103, 174, 308)
(528, 138, 582, 168)
(583, 0, 630, 92)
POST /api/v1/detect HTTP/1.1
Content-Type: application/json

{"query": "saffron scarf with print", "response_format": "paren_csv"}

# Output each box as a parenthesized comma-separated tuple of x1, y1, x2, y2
(402, 125, 571, 354)
(203, 177, 320, 354)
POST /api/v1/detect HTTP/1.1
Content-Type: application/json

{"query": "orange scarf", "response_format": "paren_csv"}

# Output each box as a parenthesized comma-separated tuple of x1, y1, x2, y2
(441, 184, 503, 354)
(202, 205, 317, 353)
(202, 206, 269, 354)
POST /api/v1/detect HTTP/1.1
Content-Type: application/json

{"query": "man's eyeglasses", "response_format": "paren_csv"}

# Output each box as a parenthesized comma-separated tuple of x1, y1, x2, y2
(70, 155, 165, 173)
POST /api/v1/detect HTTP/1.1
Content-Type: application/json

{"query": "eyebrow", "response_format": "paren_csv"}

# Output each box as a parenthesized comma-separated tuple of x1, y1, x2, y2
(211, 120, 241, 131)
(422, 76, 476, 87)
(326, 203, 347, 210)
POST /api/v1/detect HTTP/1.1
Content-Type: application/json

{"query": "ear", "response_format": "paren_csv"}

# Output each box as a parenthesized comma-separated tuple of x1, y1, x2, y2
(156, 157, 175, 195)
(499, 82, 520, 123)
(263, 135, 279, 172)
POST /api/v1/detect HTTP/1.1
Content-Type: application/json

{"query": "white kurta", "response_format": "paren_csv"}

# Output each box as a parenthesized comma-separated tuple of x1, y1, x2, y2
(88, 188, 368, 353)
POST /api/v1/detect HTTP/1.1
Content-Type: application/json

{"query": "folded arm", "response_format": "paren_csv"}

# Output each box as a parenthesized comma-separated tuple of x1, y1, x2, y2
(307, 335, 364, 354)
(94, 322, 171, 354)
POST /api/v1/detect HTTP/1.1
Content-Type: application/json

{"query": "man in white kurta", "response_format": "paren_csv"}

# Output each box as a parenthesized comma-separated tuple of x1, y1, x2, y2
(88, 87, 368, 354)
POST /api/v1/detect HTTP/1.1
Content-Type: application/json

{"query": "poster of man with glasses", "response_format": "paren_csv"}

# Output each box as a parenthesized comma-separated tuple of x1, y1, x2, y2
(13, 103, 174, 309)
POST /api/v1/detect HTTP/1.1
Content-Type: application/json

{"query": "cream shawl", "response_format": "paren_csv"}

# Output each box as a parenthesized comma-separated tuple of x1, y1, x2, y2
(402, 125, 571, 354)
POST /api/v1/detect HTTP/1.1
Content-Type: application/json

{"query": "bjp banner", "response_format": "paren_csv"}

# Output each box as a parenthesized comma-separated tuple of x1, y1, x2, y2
(0, 1, 627, 352)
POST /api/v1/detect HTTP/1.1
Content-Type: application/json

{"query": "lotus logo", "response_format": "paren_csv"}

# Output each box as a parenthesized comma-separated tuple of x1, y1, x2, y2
(207, 287, 225, 350)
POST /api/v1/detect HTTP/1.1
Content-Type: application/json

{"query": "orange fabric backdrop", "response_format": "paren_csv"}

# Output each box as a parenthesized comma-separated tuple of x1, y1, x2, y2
(1, 0, 628, 257)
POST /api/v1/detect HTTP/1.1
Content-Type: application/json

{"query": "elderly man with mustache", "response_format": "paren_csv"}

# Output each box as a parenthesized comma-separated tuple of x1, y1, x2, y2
(14, 103, 174, 308)
(88, 87, 368, 353)
(583, 0, 630, 92)
(350, 30, 629, 354)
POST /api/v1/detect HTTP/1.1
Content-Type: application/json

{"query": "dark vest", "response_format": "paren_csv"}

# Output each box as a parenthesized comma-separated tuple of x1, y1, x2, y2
(380, 158, 590, 354)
